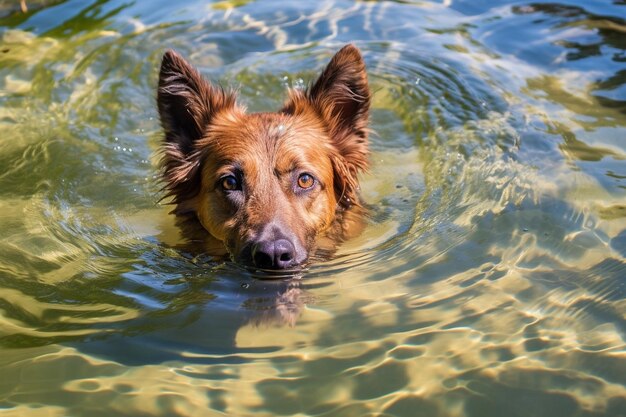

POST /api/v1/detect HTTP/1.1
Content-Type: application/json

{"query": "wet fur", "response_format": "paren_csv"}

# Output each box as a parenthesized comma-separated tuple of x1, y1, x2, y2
(157, 45, 370, 269)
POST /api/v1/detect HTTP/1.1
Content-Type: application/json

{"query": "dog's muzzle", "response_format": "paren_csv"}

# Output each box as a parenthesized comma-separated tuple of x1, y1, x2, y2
(241, 224, 307, 270)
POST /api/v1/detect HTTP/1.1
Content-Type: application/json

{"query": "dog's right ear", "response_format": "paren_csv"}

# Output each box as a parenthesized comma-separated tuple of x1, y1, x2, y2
(158, 49, 235, 155)
(157, 50, 236, 208)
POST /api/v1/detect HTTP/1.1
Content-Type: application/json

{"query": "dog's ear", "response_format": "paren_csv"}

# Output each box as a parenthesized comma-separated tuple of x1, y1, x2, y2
(283, 44, 370, 208)
(307, 44, 370, 142)
(157, 50, 236, 208)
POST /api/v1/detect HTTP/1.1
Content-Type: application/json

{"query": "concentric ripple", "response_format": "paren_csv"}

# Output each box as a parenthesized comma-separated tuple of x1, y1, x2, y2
(0, 0, 625, 416)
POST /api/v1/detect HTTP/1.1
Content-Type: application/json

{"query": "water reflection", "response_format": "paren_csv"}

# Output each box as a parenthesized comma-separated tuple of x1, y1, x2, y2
(0, 0, 625, 415)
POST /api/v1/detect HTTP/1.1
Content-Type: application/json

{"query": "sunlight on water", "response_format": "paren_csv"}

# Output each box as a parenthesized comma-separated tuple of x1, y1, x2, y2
(0, 0, 625, 416)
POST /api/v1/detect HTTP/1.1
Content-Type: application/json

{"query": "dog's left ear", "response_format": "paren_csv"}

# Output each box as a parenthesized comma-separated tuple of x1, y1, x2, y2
(283, 44, 370, 208)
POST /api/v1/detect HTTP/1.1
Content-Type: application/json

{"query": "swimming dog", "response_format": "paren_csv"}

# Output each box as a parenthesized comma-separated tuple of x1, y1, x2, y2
(157, 44, 370, 270)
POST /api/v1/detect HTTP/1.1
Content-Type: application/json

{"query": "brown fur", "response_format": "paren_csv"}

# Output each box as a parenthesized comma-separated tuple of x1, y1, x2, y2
(157, 45, 370, 270)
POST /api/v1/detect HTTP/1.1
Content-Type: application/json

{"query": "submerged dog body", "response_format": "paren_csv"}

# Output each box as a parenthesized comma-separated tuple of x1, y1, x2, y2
(157, 45, 370, 269)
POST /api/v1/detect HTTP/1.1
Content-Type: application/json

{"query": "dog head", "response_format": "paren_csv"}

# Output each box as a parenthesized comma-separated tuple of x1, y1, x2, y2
(157, 45, 370, 270)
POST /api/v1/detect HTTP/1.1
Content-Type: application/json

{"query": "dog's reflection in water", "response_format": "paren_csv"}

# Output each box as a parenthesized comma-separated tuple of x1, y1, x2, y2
(241, 275, 310, 327)
(169, 217, 309, 327)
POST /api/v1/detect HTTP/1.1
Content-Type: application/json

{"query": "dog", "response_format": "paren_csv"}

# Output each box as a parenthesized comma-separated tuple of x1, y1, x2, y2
(157, 44, 370, 270)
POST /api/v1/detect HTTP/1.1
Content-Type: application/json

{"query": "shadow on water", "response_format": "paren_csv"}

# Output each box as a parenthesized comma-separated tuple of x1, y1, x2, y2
(68, 274, 312, 366)
(0, 214, 319, 364)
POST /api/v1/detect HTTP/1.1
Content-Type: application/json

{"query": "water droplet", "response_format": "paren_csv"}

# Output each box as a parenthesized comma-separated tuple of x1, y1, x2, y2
(241, 283, 250, 289)
(292, 78, 305, 90)
(414, 78, 421, 85)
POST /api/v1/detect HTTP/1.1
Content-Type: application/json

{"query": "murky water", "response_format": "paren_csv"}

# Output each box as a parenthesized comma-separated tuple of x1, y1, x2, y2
(0, 0, 625, 415)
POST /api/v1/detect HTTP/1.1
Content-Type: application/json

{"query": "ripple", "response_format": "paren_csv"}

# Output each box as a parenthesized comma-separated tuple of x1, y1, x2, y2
(0, 0, 625, 416)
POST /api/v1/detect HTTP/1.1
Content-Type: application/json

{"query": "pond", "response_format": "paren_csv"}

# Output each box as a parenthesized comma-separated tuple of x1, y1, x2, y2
(0, 0, 625, 416)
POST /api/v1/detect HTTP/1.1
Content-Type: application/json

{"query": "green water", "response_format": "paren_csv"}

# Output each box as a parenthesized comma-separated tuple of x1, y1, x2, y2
(0, 0, 625, 416)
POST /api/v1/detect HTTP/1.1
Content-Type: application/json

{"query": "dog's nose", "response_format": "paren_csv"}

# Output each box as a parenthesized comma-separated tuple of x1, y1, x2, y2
(252, 238, 296, 270)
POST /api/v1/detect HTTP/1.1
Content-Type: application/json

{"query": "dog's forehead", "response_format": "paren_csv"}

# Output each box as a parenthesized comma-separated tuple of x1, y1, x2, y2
(248, 112, 326, 144)
(201, 111, 334, 177)
(209, 112, 329, 157)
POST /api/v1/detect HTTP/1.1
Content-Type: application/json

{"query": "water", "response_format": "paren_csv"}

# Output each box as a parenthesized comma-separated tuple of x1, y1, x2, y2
(0, 0, 625, 415)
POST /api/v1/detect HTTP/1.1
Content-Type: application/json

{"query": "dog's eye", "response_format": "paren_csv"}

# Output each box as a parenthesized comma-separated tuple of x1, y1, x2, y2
(297, 173, 315, 189)
(221, 175, 240, 191)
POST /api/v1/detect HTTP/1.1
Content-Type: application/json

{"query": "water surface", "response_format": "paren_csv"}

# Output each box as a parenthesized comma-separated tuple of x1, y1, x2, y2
(0, 0, 625, 416)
